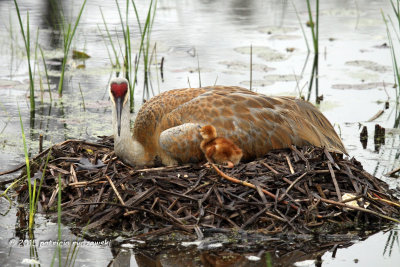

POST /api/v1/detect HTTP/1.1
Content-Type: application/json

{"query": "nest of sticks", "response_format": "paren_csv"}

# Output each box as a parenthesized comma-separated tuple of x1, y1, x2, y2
(14, 136, 400, 238)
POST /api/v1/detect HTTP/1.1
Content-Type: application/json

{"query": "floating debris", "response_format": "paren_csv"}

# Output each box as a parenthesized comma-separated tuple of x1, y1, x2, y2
(234, 46, 287, 62)
(11, 137, 400, 239)
(345, 60, 391, 73)
(239, 80, 274, 87)
(218, 61, 275, 72)
(332, 82, 394, 90)
(72, 50, 91, 60)
(263, 74, 302, 82)
(258, 26, 298, 35)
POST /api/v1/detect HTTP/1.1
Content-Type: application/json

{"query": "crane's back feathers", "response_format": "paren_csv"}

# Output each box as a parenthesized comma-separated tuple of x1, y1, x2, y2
(129, 86, 345, 166)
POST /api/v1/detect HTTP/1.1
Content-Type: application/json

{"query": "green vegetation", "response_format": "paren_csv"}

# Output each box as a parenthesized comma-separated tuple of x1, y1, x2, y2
(305, 0, 320, 103)
(18, 105, 51, 232)
(57, 0, 87, 95)
(39, 46, 53, 102)
(50, 174, 63, 267)
(100, 0, 157, 110)
(13, 0, 35, 113)
(383, 0, 400, 126)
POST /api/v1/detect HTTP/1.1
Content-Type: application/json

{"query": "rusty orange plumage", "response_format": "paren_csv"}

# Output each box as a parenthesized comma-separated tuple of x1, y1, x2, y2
(199, 125, 243, 168)
(109, 78, 346, 167)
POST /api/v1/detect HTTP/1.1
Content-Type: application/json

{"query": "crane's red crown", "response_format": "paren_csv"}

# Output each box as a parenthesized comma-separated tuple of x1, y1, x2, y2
(111, 81, 128, 98)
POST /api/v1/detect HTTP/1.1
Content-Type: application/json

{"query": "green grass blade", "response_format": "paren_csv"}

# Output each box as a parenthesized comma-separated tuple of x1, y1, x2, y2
(388, 15, 400, 44)
(58, 0, 87, 95)
(292, 0, 308, 48)
(138, 0, 155, 103)
(305, 0, 317, 52)
(33, 28, 39, 83)
(78, 83, 86, 111)
(57, 173, 62, 267)
(383, 11, 400, 89)
(130, 0, 143, 35)
(13, 0, 35, 111)
(390, 0, 400, 31)
(18, 104, 33, 229)
(39, 46, 52, 102)
(197, 54, 201, 88)
(34, 149, 52, 213)
(250, 44, 253, 91)
(99, 8, 120, 68)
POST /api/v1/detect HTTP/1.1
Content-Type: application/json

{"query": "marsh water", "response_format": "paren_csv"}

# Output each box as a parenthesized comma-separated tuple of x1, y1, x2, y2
(1, 0, 400, 266)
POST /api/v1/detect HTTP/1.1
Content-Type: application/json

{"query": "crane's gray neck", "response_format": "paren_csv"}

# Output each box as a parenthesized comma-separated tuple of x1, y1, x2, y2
(112, 102, 145, 166)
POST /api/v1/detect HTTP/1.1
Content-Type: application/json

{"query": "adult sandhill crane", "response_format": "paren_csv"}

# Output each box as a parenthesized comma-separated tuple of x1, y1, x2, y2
(109, 77, 346, 167)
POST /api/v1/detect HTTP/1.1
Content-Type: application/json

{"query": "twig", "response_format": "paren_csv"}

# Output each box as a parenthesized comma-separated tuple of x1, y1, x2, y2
(261, 162, 279, 174)
(105, 175, 125, 206)
(367, 110, 384, 122)
(285, 155, 295, 174)
(319, 197, 400, 223)
(384, 166, 400, 177)
(280, 172, 308, 200)
(211, 164, 299, 211)
(328, 162, 342, 201)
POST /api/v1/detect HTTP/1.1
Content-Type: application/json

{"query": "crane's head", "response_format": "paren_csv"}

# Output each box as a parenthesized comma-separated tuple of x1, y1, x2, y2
(109, 77, 129, 136)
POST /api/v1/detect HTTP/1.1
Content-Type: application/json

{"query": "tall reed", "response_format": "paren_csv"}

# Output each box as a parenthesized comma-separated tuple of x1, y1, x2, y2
(305, 0, 320, 103)
(13, 0, 35, 113)
(99, 8, 121, 69)
(134, 0, 157, 108)
(384, 0, 400, 127)
(57, 0, 87, 95)
(50, 174, 63, 267)
(39, 46, 53, 102)
(18, 105, 51, 232)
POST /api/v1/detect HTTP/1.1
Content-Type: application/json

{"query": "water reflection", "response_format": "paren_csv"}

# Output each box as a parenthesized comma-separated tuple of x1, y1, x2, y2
(108, 240, 340, 267)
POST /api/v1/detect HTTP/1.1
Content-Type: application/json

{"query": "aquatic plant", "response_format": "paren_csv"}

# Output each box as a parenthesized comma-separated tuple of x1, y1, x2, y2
(387, 1, 400, 93)
(383, 229, 399, 257)
(0, 179, 20, 216)
(250, 44, 253, 91)
(148, 43, 161, 95)
(13, 0, 35, 113)
(39, 46, 53, 102)
(383, 1, 400, 126)
(18, 105, 51, 232)
(99, 8, 121, 69)
(292, 1, 310, 53)
(197, 54, 202, 88)
(56, 0, 87, 95)
(78, 83, 86, 111)
(114, 0, 158, 110)
(50, 174, 62, 267)
(305, 0, 320, 103)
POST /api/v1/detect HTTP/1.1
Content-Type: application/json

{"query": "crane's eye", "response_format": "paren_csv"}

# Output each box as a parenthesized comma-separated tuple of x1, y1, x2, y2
(111, 82, 128, 98)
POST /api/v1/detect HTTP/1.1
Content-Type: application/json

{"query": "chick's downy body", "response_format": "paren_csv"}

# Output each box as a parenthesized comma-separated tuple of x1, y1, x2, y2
(200, 125, 243, 168)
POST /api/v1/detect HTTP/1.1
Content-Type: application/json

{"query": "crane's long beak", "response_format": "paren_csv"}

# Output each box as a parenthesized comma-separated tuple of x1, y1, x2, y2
(116, 97, 122, 136)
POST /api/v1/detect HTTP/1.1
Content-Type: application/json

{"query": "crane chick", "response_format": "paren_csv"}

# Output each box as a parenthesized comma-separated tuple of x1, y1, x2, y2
(199, 125, 243, 168)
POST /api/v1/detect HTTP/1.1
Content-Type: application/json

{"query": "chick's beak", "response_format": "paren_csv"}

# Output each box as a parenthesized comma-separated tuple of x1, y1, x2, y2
(116, 97, 122, 136)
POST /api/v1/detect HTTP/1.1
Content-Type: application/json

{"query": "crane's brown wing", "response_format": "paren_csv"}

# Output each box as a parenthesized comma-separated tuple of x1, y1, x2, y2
(158, 87, 345, 163)
(159, 123, 204, 164)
